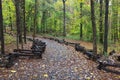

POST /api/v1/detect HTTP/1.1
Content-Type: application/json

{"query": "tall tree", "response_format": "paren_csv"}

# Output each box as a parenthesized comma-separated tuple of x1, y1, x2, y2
(99, 0, 103, 43)
(103, 0, 109, 54)
(41, 11, 47, 33)
(14, 0, 22, 49)
(90, 0, 97, 54)
(112, 0, 119, 42)
(33, 0, 37, 40)
(0, 0, 5, 54)
(41, 1, 47, 33)
(23, 0, 26, 43)
(62, 0, 66, 37)
(80, 1, 83, 39)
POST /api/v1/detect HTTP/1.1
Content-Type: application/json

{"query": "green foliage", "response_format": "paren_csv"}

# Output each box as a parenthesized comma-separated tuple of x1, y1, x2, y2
(66, 34, 80, 40)
(2, 0, 15, 26)
(1, 0, 120, 46)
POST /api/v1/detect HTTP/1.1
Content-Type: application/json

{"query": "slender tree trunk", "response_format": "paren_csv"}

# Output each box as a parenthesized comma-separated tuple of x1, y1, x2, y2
(63, 0, 66, 37)
(20, 0, 24, 49)
(90, 0, 97, 54)
(33, 0, 37, 40)
(99, 0, 103, 43)
(54, 19, 57, 35)
(0, 0, 5, 54)
(118, 0, 120, 41)
(80, 2, 83, 40)
(41, 15, 43, 33)
(10, 17, 13, 31)
(41, 1, 45, 33)
(109, 2, 112, 42)
(116, 0, 119, 41)
(23, 0, 26, 43)
(103, 0, 109, 54)
(41, 11, 46, 33)
(15, 0, 21, 49)
(111, 0, 119, 42)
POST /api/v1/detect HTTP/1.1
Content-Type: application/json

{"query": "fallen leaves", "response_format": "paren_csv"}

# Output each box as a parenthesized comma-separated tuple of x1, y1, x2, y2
(0, 38, 119, 80)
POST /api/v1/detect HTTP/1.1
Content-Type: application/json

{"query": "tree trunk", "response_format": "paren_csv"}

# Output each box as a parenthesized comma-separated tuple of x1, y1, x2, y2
(0, 0, 5, 54)
(10, 17, 13, 31)
(63, 0, 66, 37)
(118, 1, 120, 41)
(80, 2, 83, 40)
(15, 0, 22, 49)
(90, 0, 97, 54)
(33, 0, 37, 40)
(23, 0, 26, 43)
(41, 11, 46, 33)
(112, 0, 119, 42)
(103, 0, 109, 54)
(99, 0, 103, 44)
(116, 0, 119, 41)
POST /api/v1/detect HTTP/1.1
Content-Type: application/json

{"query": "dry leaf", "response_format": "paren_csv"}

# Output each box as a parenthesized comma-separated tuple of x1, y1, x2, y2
(11, 70, 16, 73)
(43, 73, 48, 78)
(85, 77, 91, 80)
(42, 65, 45, 68)
(74, 67, 78, 72)
(90, 73, 93, 75)
(115, 76, 120, 79)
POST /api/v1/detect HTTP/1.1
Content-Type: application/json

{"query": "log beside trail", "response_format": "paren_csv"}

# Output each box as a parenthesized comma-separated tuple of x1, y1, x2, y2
(14, 39, 46, 59)
(0, 39, 46, 68)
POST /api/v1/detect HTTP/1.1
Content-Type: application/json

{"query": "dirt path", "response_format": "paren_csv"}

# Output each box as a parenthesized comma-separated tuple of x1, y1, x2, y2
(0, 38, 119, 80)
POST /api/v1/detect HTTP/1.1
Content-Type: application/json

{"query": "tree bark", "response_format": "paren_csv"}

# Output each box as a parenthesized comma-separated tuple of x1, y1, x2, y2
(15, 0, 22, 49)
(23, 0, 26, 43)
(90, 0, 97, 54)
(63, 0, 66, 37)
(99, 0, 103, 43)
(23, 0, 26, 44)
(80, 2, 83, 40)
(33, 0, 37, 40)
(103, 0, 109, 54)
(112, 0, 119, 42)
(0, 0, 5, 54)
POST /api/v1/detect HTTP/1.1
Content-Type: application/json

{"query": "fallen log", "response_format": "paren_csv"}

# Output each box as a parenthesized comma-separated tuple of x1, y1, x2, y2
(84, 51, 101, 61)
(109, 50, 116, 55)
(13, 39, 46, 60)
(101, 67, 120, 75)
(57, 39, 65, 44)
(0, 53, 18, 68)
(11, 52, 42, 58)
(97, 61, 120, 75)
(13, 49, 43, 53)
(75, 44, 85, 52)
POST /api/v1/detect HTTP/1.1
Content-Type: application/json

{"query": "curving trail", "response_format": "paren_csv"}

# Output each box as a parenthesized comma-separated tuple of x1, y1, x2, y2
(0, 38, 119, 80)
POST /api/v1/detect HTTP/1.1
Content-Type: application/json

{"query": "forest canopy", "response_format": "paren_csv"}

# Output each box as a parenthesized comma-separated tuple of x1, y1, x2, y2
(1, 0, 120, 54)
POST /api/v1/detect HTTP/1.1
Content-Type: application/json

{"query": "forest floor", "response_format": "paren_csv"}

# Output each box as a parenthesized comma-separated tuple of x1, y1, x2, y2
(0, 36, 120, 80)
